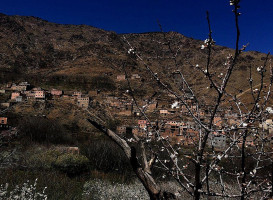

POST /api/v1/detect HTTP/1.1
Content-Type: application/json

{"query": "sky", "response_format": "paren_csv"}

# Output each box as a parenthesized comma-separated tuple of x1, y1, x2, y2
(0, 0, 272, 53)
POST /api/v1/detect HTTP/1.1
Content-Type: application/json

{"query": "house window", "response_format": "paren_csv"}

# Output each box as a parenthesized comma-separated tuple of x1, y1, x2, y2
(1, 120, 4, 124)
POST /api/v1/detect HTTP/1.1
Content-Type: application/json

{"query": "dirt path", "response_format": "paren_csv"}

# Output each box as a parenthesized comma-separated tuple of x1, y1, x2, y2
(236, 83, 261, 98)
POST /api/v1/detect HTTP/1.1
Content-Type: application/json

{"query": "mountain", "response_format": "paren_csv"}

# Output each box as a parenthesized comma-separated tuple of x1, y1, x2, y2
(0, 13, 271, 101)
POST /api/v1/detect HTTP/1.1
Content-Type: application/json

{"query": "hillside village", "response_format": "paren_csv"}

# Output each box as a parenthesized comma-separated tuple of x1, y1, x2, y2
(0, 6, 272, 198)
(1, 77, 273, 151)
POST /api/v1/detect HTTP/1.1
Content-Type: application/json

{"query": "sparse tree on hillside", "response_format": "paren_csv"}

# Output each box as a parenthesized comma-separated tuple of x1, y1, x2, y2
(87, 1, 273, 199)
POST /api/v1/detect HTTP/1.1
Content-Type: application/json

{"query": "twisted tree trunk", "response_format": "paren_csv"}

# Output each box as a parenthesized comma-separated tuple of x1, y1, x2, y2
(87, 119, 176, 200)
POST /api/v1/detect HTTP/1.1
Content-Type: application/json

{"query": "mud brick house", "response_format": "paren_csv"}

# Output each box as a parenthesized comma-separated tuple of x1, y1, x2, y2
(51, 89, 63, 96)
(160, 109, 169, 116)
(73, 91, 82, 97)
(11, 92, 21, 100)
(131, 74, 140, 79)
(117, 74, 126, 81)
(77, 96, 89, 109)
(15, 96, 23, 102)
(166, 121, 179, 126)
(0, 117, 8, 129)
(19, 82, 30, 90)
(10, 84, 26, 91)
(138, 120, 147, 129)
(0, 117, 7, 125)
(34, 90, 45, 100)
(208, 132, 226, 150)
(10, 82, 29, 91)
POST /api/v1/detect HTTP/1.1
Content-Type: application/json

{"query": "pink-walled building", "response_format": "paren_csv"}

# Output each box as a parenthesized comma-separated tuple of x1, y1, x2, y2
(34, 90, 45, 99)
(0, 117, 7, 125)
(138, 120, 147, 129)
(11, 92, 20, 100)
(51, 89, 63, 96)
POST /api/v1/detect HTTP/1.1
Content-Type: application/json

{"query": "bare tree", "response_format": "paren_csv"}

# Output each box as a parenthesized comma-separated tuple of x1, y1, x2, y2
(87, 1, 273, 199)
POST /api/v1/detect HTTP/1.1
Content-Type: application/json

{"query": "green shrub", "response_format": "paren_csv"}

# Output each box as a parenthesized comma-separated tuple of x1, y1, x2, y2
(26, 148, 89, 176)
(27, 149, 62, 169)
(53, 153, 89, 176)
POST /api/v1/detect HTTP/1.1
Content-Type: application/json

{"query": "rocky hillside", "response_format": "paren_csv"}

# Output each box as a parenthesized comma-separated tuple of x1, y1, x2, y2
(0, 13, 272, 101)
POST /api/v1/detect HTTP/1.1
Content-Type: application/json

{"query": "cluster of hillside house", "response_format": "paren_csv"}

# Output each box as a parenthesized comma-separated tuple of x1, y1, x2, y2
(117, 116, 273, 150)
(116, 74, 141, 81)
(117, 119, 227, 150)
(0, 82, 90, 109)
(1, 80, 272, 149)
(116, 105, 273, 150)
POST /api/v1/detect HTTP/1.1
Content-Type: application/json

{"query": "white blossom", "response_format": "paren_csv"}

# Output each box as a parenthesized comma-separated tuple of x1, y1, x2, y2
(0, 179, 47, 200)
(242, 123, 248, 127)
(128, 48, 135, 54)
(170, 153, 176, 159)
(82, 179, 149, 199)
(266, 107, 273, 114)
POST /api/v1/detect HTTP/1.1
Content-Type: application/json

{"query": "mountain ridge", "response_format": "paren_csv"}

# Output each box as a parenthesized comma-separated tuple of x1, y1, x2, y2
(0, 13, 271, 101)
